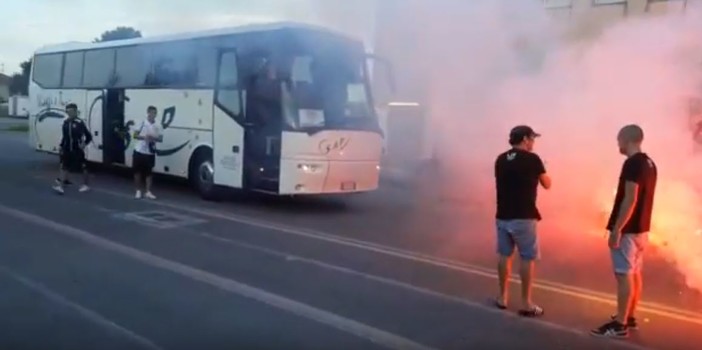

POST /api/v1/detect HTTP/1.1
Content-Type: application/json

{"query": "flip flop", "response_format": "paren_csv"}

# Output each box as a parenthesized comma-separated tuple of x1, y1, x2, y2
(518, 305, 544, 318)
(492, 298, 507, 310)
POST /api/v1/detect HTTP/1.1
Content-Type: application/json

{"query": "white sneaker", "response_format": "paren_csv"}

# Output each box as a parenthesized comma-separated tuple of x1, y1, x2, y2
(135, 190, 143, 199)
(144, 191, 157, 200)
(52, 185, 64, 195)
(79, 185, 90, 193)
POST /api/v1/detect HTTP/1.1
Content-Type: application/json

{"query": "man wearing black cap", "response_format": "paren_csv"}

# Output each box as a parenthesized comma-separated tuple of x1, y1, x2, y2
(52, 103, 92, 194)
(493, 125, 551, 317)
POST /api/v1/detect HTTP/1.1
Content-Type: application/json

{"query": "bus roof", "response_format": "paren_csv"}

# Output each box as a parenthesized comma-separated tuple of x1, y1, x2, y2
(34, 21, 359, 55)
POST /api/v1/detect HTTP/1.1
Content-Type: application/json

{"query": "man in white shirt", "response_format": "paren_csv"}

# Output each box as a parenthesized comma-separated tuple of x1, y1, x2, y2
(132, 106, 162, 199)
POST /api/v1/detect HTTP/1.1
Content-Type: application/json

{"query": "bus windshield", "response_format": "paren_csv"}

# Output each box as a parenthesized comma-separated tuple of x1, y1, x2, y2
(282, 54, 377, 132)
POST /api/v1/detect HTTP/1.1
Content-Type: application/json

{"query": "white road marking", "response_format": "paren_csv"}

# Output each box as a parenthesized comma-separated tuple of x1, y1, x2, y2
(90, 186, 702, 326)
(0, 265, 163, 350)
(197, 231, 652, 350)
(0, 203, 438, 350)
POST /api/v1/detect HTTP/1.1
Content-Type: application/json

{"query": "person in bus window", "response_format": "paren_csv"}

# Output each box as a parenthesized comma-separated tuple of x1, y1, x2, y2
(247, 58, 281, 158)
(53, 103, 92, 194)
(132, 106, 162, 199)
(248, 59, 280, 127)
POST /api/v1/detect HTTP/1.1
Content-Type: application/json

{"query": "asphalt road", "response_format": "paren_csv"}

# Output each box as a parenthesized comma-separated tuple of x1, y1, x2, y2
(0, 130, 701, 350)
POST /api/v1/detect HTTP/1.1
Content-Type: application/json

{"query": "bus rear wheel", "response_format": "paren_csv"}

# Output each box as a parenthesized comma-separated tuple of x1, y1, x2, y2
(190, 149, 220, 201)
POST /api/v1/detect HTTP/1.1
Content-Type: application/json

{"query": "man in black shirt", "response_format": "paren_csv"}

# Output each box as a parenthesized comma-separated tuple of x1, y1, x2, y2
(52, 103, 93, 194)
(592, 124, 657, 338)
(494, 125, 551, 317)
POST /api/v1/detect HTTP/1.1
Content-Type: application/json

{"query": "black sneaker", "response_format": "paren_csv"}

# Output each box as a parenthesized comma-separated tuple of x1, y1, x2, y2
(610, 314, 638, 330)
(591, 320, 629, 338)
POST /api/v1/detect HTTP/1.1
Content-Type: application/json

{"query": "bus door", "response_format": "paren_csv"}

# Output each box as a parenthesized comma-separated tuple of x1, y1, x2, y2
(103, 89, 126, 165)
(242, 57, 283, 193)
(85, 90, 104, 163)
(212, 49, 246, 189)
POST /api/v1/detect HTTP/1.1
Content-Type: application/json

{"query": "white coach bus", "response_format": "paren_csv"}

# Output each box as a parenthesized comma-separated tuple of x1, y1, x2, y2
(28, 22, 388, 199)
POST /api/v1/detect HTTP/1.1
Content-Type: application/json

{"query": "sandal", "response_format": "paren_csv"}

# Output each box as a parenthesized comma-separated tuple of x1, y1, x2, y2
(492, 298, 508, 310)
(518, 305, 544, 318)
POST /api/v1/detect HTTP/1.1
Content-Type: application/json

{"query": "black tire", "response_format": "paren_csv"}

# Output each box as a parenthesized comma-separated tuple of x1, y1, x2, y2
(189, 150, 221, 201)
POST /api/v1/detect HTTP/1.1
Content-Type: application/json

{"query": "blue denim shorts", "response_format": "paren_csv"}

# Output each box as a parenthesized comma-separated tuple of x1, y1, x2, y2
(496, 219, 539, 260)
(611, 232, 648, 274)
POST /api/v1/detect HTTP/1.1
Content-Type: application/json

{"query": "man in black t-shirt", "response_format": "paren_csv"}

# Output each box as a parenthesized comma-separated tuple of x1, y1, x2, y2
(493, 125, 551, 317)
(592, 124, 657, 339)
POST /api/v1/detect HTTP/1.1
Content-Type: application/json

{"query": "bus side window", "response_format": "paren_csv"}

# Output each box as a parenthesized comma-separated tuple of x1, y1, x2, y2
(215, 51, 243, 122)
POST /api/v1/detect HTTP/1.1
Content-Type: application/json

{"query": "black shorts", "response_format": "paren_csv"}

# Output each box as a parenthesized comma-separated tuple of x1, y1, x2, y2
(60, 149, 87, 173)
(132, 151, 155, 175)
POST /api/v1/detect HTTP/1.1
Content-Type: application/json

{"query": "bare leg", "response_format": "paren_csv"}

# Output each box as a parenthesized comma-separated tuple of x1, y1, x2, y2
(145, 175, 153, 193)
(134, 173, 142, 192)
(58, 168, 67, 184)
(615, 273, 634, 324)
(82, 169, 90, 186)
(628, 272, 642, 318)
(519, 259, 535, 309)
(497, 255, 512, 305)
(53, 165, 68, 194)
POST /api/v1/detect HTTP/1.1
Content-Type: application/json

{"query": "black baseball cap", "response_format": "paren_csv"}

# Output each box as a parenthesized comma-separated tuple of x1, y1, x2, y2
(509, 125, 541, 144)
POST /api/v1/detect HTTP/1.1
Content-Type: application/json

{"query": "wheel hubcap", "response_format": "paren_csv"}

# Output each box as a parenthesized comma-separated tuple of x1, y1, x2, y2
(198, 161, 214, 187)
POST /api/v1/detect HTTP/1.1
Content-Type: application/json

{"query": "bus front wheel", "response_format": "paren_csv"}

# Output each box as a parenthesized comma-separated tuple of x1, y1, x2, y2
(190, 149, 221, 201)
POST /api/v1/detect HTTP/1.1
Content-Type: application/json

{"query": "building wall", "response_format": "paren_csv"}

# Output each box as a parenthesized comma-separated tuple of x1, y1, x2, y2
(545, 0, 692, 41)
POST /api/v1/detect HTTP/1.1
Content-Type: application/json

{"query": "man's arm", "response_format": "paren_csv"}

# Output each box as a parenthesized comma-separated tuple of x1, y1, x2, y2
(612, 182, 638, 233)
(153, 125, 164, 143)
(82, 122, 93, 146)
(59, 121, 68, 151)
(539, 173, 552, 190)
(534, 155, 551, 190)
(133, 122, 146, 140)
(612, 160, 642, 233)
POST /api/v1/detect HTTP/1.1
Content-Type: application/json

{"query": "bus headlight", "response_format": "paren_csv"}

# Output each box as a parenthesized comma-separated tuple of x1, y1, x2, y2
(298, 163, 322, 173)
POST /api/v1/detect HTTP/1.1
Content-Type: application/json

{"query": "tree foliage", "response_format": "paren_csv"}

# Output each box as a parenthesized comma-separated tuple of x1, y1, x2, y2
(9, 59, 31, 95)
(94, 26, 142, 42)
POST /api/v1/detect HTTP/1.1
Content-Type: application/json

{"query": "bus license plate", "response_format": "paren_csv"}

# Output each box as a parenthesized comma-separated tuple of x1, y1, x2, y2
(341, 182, 356, 191)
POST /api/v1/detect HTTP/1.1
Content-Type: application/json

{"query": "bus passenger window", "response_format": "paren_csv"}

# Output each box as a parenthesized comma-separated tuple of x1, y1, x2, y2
(151, 41, 198, 87)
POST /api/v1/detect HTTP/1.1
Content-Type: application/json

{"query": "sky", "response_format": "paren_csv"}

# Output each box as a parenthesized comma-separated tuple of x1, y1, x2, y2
(0, 0, 376, 75)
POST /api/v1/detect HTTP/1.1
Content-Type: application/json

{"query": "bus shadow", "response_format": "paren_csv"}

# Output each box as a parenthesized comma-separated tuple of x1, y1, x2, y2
(89, 164, 350, 214)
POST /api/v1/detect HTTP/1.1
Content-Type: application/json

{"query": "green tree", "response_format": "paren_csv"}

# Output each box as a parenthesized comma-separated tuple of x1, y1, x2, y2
(9, 59, 31, 95)
(94, 26, 142, 42)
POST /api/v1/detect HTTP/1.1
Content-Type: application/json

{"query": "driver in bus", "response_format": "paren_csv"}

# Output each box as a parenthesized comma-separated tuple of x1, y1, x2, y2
(249, 59, 280, 125)
(247, 58, 282, 157)
(52, 103, 92, 194)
